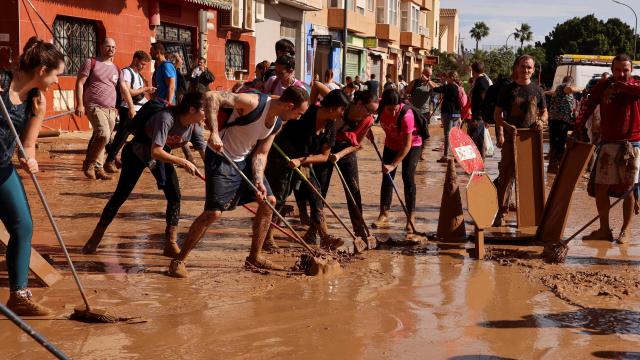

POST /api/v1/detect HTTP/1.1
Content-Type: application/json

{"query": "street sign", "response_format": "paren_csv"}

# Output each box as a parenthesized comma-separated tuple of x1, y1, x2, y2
(449, 127, 484, 174)
(314, 35, 332, 47)
(364, 37, 378, 48)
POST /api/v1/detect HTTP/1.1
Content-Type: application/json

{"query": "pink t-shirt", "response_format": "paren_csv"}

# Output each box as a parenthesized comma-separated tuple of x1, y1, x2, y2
(379, 103, 422, 151)
(263, 76, 306, 96)
(79, 58, 119, 108)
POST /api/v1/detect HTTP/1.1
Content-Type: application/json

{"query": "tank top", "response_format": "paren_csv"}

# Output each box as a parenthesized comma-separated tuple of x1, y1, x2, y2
(219, 98, 275, 162)
(0, 71, 36, 168)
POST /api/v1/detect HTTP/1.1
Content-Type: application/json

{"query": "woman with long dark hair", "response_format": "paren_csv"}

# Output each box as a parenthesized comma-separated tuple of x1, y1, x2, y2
(1, 37, 65, 315)
(372, 88, 423, 233)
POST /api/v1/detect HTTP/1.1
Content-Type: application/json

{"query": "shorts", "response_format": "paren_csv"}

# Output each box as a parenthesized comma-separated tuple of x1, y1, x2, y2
(594, 143, 640, 186)
(204, 148, 273, 211)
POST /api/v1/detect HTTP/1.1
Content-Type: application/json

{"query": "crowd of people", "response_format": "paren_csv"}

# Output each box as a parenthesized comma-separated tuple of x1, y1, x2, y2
(2, 35, 639, 317)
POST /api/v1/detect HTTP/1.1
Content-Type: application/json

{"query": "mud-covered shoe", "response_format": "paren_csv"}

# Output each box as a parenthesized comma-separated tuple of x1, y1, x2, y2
(83, 162, 97, 180)
(371, 213, 390, 229)
(492, 214, 506, 227)
(163, 226, 181, 258)
(6, 289, 52, 316)
(618, 230, 630, 244)
(167, 259, 188, 278)
(436, 156, 448, 163)
(245, 256, 285, 271)
(104, 161, 119, 174)
(95, 167, 114, 180)
(320, 235, 344, 250)
(583, 228, 614, 241)
(262, 233, 280, 252)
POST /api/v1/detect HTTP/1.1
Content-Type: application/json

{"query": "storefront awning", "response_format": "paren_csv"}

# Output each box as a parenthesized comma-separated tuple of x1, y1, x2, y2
(183, 0, 232, 10)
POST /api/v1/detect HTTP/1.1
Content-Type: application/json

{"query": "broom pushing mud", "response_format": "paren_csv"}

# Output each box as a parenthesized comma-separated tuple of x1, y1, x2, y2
(218, 151, 342, 276)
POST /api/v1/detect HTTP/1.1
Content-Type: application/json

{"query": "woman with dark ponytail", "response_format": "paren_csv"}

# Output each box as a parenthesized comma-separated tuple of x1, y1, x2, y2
(0, 37, 64, 315)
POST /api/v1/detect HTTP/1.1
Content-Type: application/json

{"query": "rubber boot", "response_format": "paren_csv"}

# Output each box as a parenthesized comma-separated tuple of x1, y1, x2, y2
(163, 225, 181, 258)
(83, 224, 108, 254)
(317, 220, 344, 250)
(6, 289, 52, 316)
(303, 221, 318, 245)
(95, 167, 114, 180)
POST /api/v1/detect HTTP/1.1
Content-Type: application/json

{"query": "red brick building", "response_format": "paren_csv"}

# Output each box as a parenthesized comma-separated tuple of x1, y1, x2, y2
(0, 0, 256, 131)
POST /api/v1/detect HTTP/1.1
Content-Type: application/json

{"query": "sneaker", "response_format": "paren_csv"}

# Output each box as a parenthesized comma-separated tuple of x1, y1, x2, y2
(167, 259, 188, 278)
(95, 167, 114, 180)
(245, 256, 284, 270)
(104, 161, 119, 174)
(6, 289, 52, 316)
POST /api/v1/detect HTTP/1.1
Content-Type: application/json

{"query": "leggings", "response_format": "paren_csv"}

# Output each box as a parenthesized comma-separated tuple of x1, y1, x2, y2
(98, 142, 181, 227)
(315, 152, 367, 237)
(380, 146, 421, 213)
(0, 165, 33, 291)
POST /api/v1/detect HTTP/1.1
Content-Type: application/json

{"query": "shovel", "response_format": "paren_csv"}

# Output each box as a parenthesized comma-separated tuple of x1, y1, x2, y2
(272, 143, 369, 254)
(0, 96, 133, 323)
(332, 160, 377, 249)
(216, 150, 341, 276)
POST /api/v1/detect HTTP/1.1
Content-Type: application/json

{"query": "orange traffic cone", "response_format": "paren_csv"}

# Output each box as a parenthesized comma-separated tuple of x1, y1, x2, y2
(436, 159, 466, 241)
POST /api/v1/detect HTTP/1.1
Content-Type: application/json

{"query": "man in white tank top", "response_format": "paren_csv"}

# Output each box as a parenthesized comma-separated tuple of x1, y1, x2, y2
(167, 87, 310, 277)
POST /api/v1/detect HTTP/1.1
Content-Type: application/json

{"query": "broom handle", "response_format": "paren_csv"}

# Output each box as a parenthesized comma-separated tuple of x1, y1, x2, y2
(0, 97, 92, 311)
(217, 151, 317, 254)
(563, 188, 632, 244)
(333, 161, 372, 237)
(272, 142, 359, 240)
(367, 132, 418, 233)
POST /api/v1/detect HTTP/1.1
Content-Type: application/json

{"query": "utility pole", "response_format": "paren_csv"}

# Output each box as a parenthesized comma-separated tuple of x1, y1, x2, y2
(613, 0, 637, 60)
(342, 0, 348, 83)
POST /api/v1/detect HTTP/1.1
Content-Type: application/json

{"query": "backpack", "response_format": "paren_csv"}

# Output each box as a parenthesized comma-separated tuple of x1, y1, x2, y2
(216, 92, 270, 130)
(123, 67, 145, 105)
(396, 103, 430, 141)
(481, 79, 511, 124)
(457, 85, 468, 109)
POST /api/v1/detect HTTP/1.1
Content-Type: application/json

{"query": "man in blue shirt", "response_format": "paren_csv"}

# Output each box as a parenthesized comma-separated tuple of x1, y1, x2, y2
(150, 42, 177, 104)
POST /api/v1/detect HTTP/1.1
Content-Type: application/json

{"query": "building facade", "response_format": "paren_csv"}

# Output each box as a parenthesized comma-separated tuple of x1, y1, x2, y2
(439, 8, 458, 54)
(0, 0, 256, 131)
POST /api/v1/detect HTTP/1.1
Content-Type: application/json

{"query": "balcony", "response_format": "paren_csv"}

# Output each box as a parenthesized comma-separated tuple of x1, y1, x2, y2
(401, 31, 422, 48)
(376, 23, 400, 43)
(420, 0, 432, 11)
(279, 0, 322, 10)
(328, 8, 376, 35)
(421, 35, 431, 49)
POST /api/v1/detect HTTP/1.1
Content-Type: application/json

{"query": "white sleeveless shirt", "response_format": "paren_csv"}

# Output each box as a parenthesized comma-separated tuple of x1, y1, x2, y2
(218, 98, 275, 162)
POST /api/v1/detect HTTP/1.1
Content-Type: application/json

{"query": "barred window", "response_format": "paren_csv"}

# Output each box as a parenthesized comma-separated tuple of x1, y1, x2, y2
(53, 17, 98, 75)
(280, 20, 298, 42)
(225, 41, 246, 79)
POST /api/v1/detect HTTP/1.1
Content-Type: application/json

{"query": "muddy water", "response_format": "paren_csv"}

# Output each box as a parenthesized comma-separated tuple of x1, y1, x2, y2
(1, 127, 640, 359)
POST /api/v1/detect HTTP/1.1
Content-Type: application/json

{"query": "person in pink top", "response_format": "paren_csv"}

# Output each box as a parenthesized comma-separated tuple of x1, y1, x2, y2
(263, 55, 306, 96)
(75, 37, 120, 180)
(373, 88, 423, 232)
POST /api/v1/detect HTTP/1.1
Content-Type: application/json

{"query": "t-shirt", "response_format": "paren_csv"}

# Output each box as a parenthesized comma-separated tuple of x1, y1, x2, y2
(576, 78, 640, 142)
(548, 84, 575, 123)
(410, 79, 433, 114)
(379, 103, 422, 151)
(496, 82, 546, 129)
(334, 111, 374, 148)
(471, 75, 491, 119)
(0, 72, 36, 168)
(146, 110, 206, 151)
(120, 67, 147, 111)
(79, 58, 119, 108)
(263, 76, 306, 96)
(365, 80, 379, 95)
(433, 83, 461, 115)
(277, 104, 336, 159)
(155, 61, 177, 104)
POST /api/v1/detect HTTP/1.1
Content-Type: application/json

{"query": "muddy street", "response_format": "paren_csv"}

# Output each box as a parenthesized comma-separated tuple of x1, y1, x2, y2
(1, 126, 639, 359)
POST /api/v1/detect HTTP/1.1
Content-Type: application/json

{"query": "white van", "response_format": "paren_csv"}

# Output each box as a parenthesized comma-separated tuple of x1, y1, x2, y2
(552, 54, 640, 89)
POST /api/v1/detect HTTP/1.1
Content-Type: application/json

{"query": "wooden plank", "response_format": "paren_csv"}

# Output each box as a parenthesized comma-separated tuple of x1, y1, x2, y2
(514, 129, 546, 228)
(0, 224, 63, 287)
(536, 141, 595, 244)
(474, 228, 485, 260)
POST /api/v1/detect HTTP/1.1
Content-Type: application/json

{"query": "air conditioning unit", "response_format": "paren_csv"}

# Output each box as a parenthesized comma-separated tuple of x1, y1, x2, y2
(220, 0, 243, 29)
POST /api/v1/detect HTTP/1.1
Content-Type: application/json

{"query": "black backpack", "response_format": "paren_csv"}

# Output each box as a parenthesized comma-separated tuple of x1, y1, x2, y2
(396, 104, 430, 141)
(482, 78, 511, 124)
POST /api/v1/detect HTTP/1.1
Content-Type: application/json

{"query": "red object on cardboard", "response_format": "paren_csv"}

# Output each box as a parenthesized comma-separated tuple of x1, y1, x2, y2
(448, 127, 484, 174)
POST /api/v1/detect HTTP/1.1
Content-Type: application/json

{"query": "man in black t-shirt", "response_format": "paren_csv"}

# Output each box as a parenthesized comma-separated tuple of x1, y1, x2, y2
(492, 55, 547, 226)
(365, 74, 380, 96)
(469, 61, 492, 157)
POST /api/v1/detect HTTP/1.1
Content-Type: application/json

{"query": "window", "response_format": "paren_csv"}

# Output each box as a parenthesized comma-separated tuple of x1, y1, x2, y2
(411, 5, 420, 33)
(376, 0, 385, 23)
(156, 24, 194, 74)
(280, 20, 298, 42)
(329, 0, 342, 7)
(389, 0, 398, 26)
(356, 0, 365, 15)
(53, 17, 97, 75)
(225, 41, 246, 79)
(367, 0, 374, 12)
(400, 1, 409, 32)
(255, 0, 265, 22)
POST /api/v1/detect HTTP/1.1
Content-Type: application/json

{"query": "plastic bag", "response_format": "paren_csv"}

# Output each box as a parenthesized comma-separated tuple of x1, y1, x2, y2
(484, 128, 495, 157)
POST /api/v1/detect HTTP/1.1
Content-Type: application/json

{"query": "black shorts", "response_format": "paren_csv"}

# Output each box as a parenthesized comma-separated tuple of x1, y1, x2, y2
(204, 148, 273, 211)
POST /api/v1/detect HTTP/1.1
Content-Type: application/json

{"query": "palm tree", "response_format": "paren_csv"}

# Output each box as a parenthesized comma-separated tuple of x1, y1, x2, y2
(469, 22, 490, 53)
(513, 23, 533, 49)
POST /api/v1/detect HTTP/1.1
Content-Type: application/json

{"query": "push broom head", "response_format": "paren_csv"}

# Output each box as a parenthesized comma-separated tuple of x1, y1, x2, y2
(541, 242, 569, 264)
(69, 305, 140, 324)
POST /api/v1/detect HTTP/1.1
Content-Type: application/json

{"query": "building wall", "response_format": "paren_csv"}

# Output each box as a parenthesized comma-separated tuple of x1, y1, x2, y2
(441, 14, 458, 54)
(426, 0, 440, 50)
(254, 3, 304, 79)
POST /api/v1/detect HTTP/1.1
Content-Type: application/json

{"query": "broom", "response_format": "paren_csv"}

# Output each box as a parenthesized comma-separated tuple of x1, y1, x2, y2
(0, 96, 127, 323)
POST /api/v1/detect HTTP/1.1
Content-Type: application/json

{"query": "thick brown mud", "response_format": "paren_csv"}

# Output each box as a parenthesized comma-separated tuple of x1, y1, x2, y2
(1, 126, 640, 359)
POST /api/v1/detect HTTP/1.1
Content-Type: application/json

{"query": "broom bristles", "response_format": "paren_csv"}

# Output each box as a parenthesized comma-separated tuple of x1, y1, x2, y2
(542, 242, 569, 264)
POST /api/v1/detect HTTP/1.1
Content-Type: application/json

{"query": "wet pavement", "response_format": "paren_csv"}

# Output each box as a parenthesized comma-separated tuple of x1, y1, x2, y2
(1, 126, 639, 359)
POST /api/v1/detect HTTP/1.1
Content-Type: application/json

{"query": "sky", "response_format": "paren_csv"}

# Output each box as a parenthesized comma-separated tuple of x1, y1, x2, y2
(440, 0, 639, 49)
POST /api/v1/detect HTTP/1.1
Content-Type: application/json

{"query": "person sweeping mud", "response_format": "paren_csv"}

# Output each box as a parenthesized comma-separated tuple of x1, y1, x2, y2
(264, 89, 349, 250)
(83, 92, 207, 256)
(372, 89, 423, 233)
(574, 54, 640, 244)
(0, 37, 64, 315)
(492, 55, 547, 227)
(312, 85, 379, 240)
(166, 87, 310, 277)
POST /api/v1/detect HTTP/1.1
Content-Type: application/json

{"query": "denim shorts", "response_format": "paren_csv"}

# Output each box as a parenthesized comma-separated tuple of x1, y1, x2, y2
(204, 148, 273, 211)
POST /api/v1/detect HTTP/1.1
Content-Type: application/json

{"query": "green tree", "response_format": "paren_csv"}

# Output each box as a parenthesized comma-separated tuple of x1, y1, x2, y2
(469, 22, 490, 53)
(538, 15, 639, 86)
(514, 23, 533, 50)
(473, 47, 516, 81)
